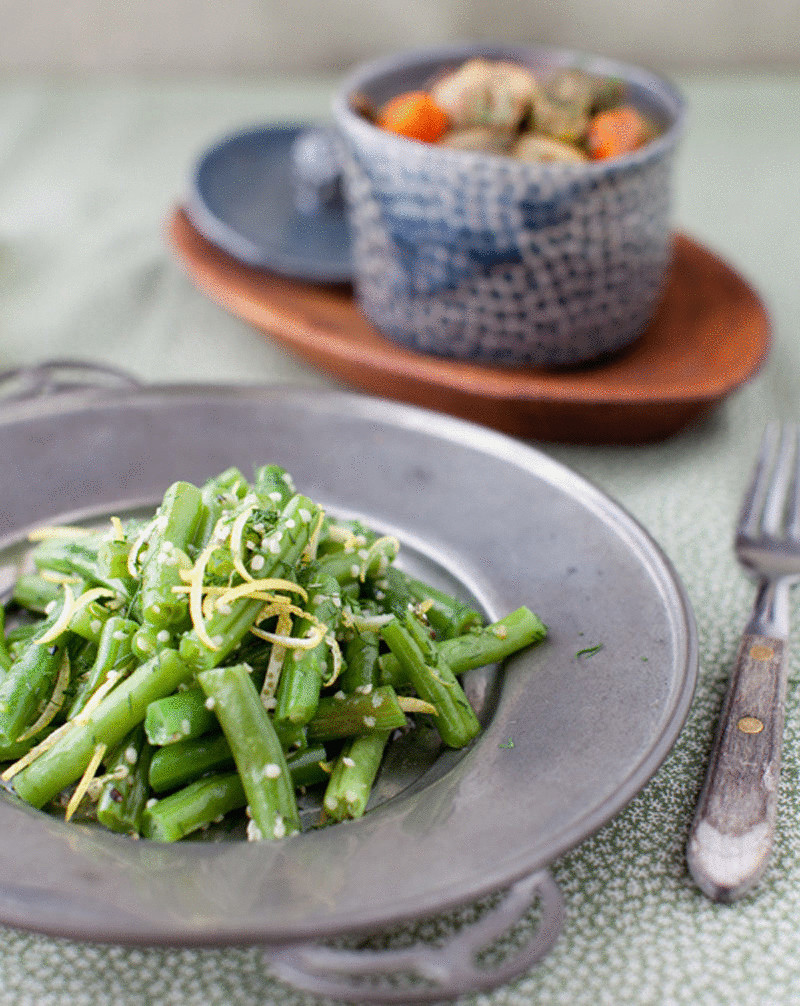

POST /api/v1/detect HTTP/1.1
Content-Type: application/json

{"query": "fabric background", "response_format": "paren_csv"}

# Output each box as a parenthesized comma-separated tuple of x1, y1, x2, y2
(1, 73, 799, 1004)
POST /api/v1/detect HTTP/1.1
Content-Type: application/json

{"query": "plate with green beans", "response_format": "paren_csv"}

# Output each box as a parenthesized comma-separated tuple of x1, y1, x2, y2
(0, 367, 697, 1001)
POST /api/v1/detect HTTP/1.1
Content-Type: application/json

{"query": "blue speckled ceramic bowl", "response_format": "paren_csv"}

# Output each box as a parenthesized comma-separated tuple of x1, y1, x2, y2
(332, 43, 685, 368)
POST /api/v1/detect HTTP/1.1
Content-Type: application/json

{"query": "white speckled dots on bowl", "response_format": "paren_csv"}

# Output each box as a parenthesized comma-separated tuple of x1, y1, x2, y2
(333, 43, 685, 368)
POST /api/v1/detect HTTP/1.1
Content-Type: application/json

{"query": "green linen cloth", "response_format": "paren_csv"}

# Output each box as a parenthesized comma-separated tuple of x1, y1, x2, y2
(1, 74, 799, 1005)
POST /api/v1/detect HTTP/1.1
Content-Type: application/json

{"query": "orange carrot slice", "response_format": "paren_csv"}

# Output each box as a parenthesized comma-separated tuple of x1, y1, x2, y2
(377, 91, 450, 143)
(587, 105, 650, 160)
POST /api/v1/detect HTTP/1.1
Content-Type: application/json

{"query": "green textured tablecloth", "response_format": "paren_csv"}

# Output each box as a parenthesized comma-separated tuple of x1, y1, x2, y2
(1, 72, 800, 1005)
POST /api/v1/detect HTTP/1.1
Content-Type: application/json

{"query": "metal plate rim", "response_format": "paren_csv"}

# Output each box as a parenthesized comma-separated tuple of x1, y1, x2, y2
(0, 381, 698, 945)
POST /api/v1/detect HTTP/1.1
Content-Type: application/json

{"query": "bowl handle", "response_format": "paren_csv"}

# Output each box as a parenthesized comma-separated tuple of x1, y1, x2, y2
(268, 868, 564, 1003)
(0, 360, 141, 404)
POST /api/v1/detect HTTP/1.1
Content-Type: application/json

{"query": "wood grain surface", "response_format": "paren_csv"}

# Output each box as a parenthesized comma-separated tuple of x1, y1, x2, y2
(169, 209, 771, 444)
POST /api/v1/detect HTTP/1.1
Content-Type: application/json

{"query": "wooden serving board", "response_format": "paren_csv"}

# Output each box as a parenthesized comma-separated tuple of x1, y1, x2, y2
(169, 208, 770, 444)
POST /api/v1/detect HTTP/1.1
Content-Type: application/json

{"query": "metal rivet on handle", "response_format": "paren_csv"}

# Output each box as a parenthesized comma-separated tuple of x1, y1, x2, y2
(737, 716, 764, 734)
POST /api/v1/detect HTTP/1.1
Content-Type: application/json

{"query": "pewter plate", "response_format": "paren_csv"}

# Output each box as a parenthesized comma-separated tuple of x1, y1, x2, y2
(0, 383, 697, 945)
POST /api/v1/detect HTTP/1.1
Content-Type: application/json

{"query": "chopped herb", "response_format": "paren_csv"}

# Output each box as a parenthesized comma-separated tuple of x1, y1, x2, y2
(576, 643, 604, 658)
(499, 738, 515, 749)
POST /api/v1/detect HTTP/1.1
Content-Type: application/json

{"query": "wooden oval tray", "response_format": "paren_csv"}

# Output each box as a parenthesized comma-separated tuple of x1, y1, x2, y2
(168, 208, 770, 444)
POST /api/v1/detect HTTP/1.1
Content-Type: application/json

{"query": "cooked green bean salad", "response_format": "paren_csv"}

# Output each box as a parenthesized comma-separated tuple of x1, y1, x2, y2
(0, 466, 546, 842)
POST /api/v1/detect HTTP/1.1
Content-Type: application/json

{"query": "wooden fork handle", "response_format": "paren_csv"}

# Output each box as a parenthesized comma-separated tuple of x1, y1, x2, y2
(687, 630, 788, 901)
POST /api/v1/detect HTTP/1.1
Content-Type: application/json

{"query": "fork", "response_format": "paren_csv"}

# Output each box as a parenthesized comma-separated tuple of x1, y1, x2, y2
(687, 421, 800, 902)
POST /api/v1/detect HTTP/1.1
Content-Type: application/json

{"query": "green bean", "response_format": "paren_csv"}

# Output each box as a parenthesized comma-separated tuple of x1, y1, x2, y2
(306, 685, 407, 742)
(68, 616, 138, 719)
(68, 598, 117, 644)
(339, 628, 381, 694)
(253, 464, 295, 507)
(381, 618, 480, 748)
(285, 743, 329, 789)
(377, 567, 484, 639)
(141, 771, 246, 842)
(139, 482, 204, 629)
(149, 732, 233, 792)
(148, 732, 328, 794)
(4, 621, 40, 652)
(312, 534, 399, 587)
(315, 518, 375, 557)
(273, 575, 341, 729)
(10, 573, 64, 615)
(197, 664, 301, 841)
(195, 466, 249, 547)
(323, 730, 390, 821)
(0, 605, 11, 673)
(11, 648, 191, 809)
(96, 725, 153, 834)
(144, 685, 216, 746)
(0, 738, 34, 762)
(0, 635, 68, 747)
(379, 605, 548, 686)
(30, 536, 131, 600)
(96, 536, 133, 582)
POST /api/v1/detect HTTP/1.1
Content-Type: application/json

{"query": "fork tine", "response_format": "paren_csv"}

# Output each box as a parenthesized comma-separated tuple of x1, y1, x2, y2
(785, 423, 800, 538)
(761, 423, 796, 536)
(738, 420, 782, 538)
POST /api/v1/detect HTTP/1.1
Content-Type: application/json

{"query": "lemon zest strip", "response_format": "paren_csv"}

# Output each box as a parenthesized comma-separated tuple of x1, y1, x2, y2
(65, 743, 107, 822)
(34, 585, 75, 645)
(217, 577, 308, 607)
(250, 622, 327, 651)
(26, 526, 94, 542)
(260, 610, 293, 708)
(228, 503, 256, 582)
(126, 516, 158, 577)
(398, 696, 438, 716)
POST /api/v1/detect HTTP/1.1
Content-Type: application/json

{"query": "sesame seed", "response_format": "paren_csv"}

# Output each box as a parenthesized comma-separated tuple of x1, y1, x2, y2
(251, 554, 265, 571)
(285, 518, 296, 529)
(204, 697, 216, 710)
(269, 492, 282, 502)
(181, 718, 191, 734)
(90, 619, 102, 634)
(156, 629, 170, 643)
(112, 630, 128, 641)
(273, 816, 286, 839)
(342, 756, 356, 768)
(263, 763, 281, 779)
(363, 716, 376, 728)
(298, 508, 311, 523)
(145, 798, 157, 809)
(124, 746, 138, 765)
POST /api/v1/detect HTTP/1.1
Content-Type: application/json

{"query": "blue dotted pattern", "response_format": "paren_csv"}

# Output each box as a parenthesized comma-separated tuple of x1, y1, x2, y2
(339, 132, 676, 367)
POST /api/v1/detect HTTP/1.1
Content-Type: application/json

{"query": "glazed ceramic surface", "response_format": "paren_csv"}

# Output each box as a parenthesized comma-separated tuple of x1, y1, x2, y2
(332, 43, 685, 366)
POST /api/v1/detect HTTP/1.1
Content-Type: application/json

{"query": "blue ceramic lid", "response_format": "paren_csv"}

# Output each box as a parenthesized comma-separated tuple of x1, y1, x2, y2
(185, 123, 352, 284)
